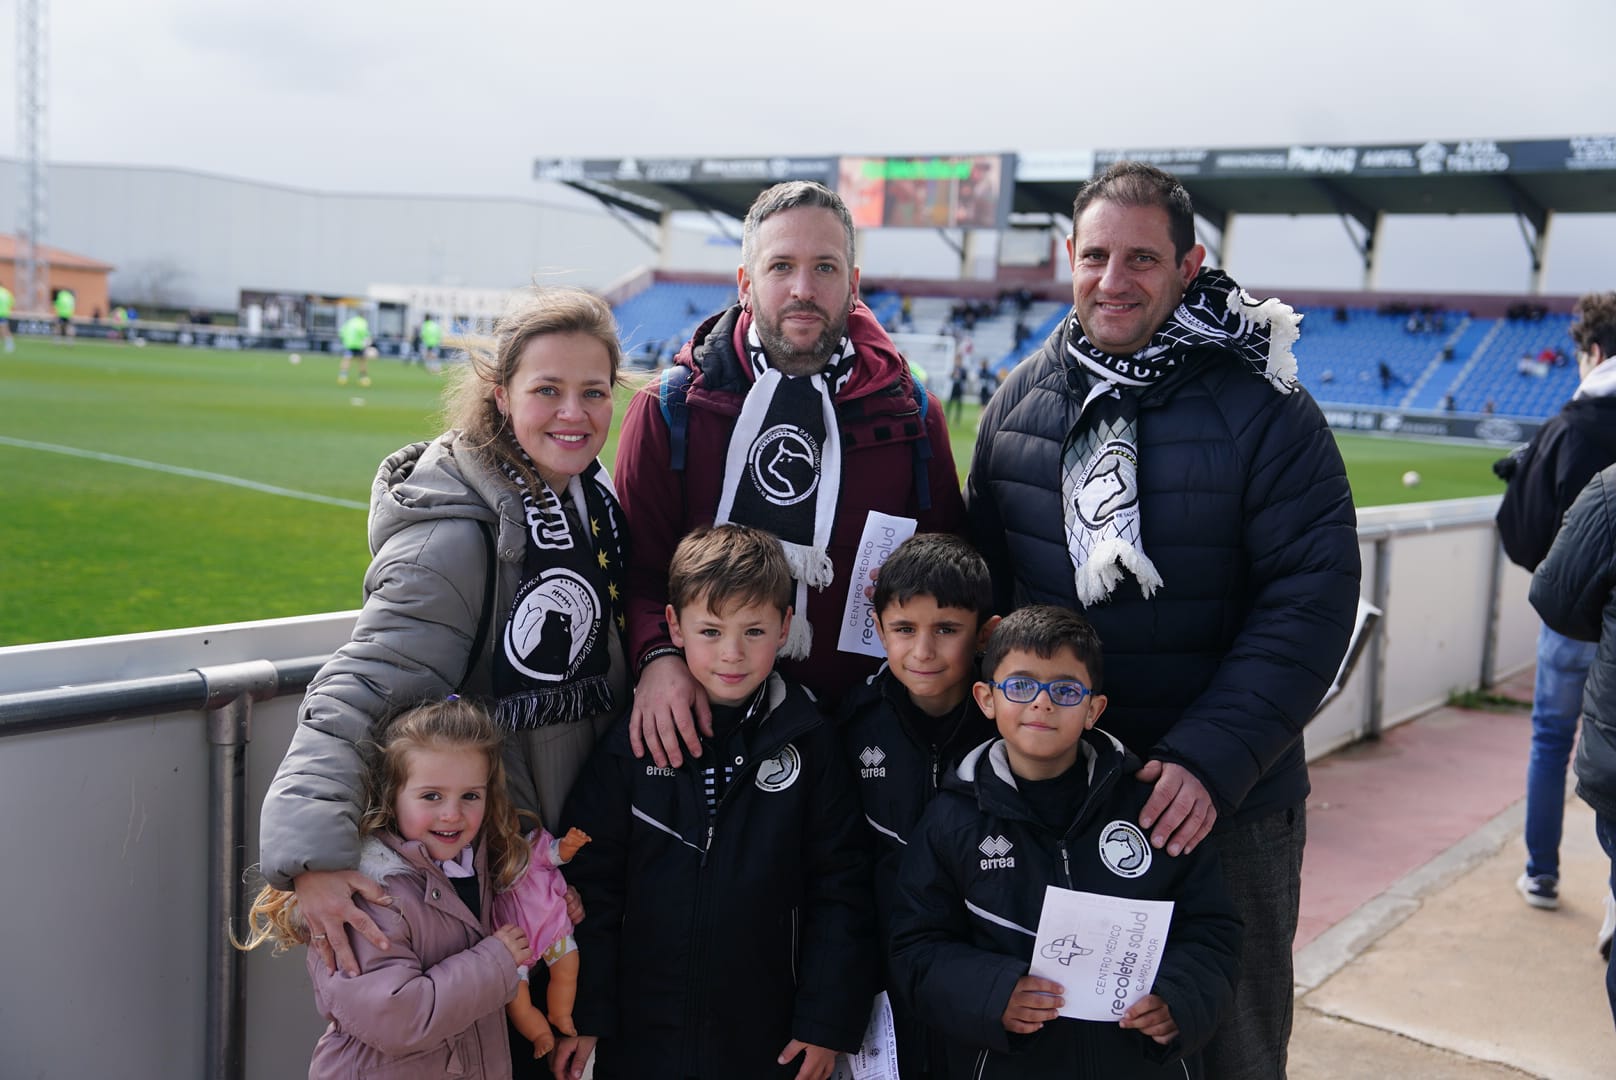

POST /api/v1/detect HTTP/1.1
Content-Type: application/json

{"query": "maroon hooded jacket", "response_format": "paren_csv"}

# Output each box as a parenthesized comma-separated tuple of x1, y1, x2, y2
(615, 301, 966, 707)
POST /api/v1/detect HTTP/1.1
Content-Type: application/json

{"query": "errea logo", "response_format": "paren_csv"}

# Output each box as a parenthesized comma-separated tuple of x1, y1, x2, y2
(645, 764, 676, 778)
(859, 746, 887, 779)
(979, 835, 1015, 870)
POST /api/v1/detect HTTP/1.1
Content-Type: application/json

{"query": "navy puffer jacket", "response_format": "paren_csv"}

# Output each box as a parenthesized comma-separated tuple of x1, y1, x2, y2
(1530, 464, 1616, 820)
(965, 318, 1361, 823)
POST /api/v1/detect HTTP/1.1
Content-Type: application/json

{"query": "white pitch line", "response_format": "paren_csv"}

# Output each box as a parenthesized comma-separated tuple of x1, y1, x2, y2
(0, 435, 368, 510)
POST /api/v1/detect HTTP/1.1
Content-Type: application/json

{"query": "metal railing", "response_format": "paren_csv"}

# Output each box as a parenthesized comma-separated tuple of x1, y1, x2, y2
(0, 656, 324, 1080)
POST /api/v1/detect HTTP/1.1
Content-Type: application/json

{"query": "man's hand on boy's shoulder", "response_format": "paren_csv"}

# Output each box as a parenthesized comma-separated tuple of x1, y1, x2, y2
(1001, 974, 1064, 1034)
(1134, 760, 1217, 857)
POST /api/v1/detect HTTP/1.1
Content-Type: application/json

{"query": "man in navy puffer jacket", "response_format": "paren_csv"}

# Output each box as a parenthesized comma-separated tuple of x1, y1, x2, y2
(965, 161, 1360, 1079)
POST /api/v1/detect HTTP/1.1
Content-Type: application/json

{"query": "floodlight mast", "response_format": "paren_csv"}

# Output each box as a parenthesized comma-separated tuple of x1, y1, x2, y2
(15, 0, 49, 315)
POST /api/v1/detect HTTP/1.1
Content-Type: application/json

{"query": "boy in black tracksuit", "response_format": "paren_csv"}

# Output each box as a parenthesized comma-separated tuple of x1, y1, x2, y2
(557, 526, 876, 1080)
(838, 533, 1000, 1078)
(890, 606, 1242, 1079)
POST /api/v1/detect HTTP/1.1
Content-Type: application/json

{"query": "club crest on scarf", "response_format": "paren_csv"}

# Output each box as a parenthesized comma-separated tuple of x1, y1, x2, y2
(747, 424, 821, 506)
(493, 452, 624, 729)
(504, 569, 601, 683)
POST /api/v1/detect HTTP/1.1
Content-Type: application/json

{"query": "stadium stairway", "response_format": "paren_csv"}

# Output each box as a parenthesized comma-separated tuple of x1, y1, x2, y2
(1400, 317, 1472, 411)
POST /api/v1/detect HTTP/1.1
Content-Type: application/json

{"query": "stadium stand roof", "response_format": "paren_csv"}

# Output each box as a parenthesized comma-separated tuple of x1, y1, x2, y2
(536, 136, 1616, 291)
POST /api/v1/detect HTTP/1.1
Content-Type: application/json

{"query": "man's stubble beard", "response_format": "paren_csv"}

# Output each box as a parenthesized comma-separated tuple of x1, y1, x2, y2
(754, 300, 851, 376)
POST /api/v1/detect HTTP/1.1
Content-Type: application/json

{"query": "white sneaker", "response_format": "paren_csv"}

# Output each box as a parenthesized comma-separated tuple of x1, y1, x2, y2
(1599, 892, 1615, 962)
(1516, 872, 1559, 910)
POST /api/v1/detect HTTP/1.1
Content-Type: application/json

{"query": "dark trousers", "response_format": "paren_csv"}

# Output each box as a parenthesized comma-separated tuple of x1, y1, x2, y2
(1598, 809, 1616, 1031)
(1202, 802, 1306, 1080)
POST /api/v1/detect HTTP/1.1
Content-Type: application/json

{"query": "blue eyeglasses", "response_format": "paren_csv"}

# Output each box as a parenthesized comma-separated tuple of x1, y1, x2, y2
(987, 677, 1094, 707)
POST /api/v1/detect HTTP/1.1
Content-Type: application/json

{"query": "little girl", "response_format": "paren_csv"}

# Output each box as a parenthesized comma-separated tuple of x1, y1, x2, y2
(242, 697, 535, 1079)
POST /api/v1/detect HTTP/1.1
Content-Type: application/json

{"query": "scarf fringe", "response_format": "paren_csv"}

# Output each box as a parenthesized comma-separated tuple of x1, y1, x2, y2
(1228, 288, 1301, 393)
(781, 614, 813, 661)
(494, 674, 614, 730)
(1074, 537, 1164, 606)
(780, 541, 834, 589)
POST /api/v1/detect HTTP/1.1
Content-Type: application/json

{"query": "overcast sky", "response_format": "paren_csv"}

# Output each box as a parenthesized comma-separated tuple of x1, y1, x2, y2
(2, 0, 1607, 197)
(2, 0, 1612, 290)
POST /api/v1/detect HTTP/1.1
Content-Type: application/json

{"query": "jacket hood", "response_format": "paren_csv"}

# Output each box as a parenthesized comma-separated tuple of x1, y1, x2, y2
(368, 434, 507, 556)
(676, 300, 914, 406)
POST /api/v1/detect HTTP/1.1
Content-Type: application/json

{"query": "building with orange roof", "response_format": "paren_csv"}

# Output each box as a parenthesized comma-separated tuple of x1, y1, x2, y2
(0, 234, 115, 318)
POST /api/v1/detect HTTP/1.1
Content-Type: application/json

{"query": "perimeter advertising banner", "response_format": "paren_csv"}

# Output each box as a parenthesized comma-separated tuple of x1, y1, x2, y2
(1093, 136, 1616, 179)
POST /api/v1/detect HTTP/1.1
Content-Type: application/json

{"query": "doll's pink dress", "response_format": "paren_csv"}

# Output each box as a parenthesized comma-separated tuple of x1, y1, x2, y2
(492, 827, 576, 968)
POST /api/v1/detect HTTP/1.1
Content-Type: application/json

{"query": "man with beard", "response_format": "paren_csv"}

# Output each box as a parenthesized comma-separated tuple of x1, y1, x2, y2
(617, 180, 965, 767)
(965, 161, 1360, 1078)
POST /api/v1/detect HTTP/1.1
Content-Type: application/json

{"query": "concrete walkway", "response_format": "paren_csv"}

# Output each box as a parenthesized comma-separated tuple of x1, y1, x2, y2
(1290, 669, 1616, 1078)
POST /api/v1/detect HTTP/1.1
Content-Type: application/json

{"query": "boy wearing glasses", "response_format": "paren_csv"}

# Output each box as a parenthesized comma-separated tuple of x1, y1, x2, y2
(889, 605, 1241, 1078)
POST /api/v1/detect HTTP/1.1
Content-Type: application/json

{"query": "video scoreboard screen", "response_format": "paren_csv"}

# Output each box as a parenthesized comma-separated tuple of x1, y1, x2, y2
(837, 154, 1013, 230)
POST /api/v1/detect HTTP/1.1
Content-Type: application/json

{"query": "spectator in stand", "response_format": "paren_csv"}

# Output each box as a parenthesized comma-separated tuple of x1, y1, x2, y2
(1529, 463, 1616, 1018)
(1495, 291, 1616, 914)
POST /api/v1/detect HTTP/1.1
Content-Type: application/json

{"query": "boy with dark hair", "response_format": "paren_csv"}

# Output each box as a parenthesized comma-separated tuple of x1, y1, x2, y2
(557, 524, 876, 1080)
(890, 605, 1241, 1078)
(839, 532, 999, 1077)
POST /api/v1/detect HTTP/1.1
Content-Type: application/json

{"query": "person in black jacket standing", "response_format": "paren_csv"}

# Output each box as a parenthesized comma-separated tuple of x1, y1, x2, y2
(1530, 462, 1616, 1023)
(966, 161, 1359, 1078)
(1496, 292, 1616, 911)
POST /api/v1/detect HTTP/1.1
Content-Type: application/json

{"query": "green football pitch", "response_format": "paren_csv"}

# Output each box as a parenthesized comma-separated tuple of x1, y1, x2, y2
(0, 339, 1510, 646)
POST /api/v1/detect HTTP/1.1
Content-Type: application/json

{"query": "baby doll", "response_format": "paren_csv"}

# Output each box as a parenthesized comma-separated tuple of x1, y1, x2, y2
(492, 825, 590, 1057)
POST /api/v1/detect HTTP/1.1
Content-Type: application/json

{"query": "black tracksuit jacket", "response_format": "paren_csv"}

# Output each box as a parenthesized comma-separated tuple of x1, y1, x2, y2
(890, 731, 1242, 1079)
(839, 666, 996, 1077)
(563, 674, 877, 1079)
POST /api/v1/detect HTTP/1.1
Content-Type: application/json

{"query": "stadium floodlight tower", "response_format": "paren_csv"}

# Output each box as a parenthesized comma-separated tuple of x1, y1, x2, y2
(15, 0, 50, 315)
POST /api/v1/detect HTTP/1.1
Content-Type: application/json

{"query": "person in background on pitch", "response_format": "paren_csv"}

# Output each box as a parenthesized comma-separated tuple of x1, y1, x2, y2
(339, 308, 372, 386)
(0, 281, 14, 352)
(1495, 292, 1616, 919)
(890, 605, 1241, 1079)
(556, 525, 875, 1080)
(421, 312, 444, 372)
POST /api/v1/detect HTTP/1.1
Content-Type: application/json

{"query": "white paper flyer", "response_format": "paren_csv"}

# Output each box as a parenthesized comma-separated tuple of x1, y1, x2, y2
(1028, 886, 1174, 1022)
(836, 511, 918, 658)
(829, 991, 899, 1080)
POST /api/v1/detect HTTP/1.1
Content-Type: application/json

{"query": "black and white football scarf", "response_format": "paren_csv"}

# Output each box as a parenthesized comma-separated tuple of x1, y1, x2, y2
(1061, 269, 1301, 605)
(714, 324, 856, 658)
(492, 454, 625, 729)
